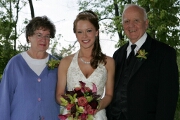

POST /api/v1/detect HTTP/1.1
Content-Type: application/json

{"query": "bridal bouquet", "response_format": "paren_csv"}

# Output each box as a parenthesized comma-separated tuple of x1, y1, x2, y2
(58, 81, 101, 120)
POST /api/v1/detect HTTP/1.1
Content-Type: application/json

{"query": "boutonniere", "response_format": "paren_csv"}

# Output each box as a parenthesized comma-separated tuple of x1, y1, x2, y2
(46, 58, 60, 70)
(136, 49, 148, 60)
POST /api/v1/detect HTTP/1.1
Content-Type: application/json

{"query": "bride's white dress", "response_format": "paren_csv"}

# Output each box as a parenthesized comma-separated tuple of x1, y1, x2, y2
(65, 51, 107, 120)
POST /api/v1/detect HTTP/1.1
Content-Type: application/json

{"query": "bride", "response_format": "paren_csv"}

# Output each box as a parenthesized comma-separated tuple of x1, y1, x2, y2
(56, 10, 115, 120)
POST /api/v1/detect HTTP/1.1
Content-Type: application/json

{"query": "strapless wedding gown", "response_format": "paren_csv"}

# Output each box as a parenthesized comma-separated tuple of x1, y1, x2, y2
(65, 51, 108, 120)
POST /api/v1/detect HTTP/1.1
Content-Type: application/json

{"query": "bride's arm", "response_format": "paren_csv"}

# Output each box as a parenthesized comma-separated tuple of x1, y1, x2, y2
(97, 56, 115, 111)
(56, 56, 72, 104)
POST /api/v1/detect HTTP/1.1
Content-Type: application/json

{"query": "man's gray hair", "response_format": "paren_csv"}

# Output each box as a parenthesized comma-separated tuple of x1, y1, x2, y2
(122, 4, 148, 22)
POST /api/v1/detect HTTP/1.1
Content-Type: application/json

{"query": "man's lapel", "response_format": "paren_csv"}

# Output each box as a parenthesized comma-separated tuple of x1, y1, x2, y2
(128, 34, 152, 81)
(114, 43, 128, 89)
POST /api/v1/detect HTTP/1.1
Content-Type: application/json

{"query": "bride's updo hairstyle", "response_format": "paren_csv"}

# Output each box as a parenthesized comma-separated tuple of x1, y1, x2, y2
(73, 10, 107, 69)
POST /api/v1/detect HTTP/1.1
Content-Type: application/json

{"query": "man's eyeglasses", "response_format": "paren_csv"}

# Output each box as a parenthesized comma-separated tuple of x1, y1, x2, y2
(34, 33, 51, 40)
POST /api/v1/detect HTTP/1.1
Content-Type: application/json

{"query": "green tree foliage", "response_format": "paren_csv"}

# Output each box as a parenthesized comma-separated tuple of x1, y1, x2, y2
(78, 0, 180, 49)
(0, 0, 28, 50)
(0, 39, 18, 75)
(50, 34, 63, 60)
(0, 0, 27, 74)
(139, 0, 180, 50)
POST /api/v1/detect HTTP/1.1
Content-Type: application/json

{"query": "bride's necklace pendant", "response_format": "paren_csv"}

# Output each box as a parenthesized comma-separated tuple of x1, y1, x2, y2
(80, 57, 90, 64)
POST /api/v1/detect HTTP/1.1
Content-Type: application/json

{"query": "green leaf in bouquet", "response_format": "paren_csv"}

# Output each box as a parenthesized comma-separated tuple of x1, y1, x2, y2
(86, 95, 93, 102)
(87, 114, 94, 120)
(76, 105, 84, 113)
(60, 97, 68, 106)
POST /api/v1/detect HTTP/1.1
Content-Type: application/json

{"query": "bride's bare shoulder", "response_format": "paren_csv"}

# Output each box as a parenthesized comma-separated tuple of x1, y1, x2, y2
(59, 54, 75, 68)
(105, 55, 115, 68)
(106, 56, 114, 63)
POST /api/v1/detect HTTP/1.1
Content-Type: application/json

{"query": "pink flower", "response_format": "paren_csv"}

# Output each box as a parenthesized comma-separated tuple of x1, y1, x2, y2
(92, 83, 97, 93)
(78, 97, 88, 106)
(79, 113, 88, 120)
(84, 87, 91, 92)
(66, 103, 74, 110)
(79, 81, 86, 91)
(79, 81, 86, 88)
(74, 89, 84, 97)
(74, 87, 81, 91)
(89, 100, 99, 109)
(58, 114, 67, 120)
(85, 105, 95, 115)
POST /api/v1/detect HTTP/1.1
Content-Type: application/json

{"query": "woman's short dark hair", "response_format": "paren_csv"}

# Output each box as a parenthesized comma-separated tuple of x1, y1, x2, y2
(25, 16, 56, 43)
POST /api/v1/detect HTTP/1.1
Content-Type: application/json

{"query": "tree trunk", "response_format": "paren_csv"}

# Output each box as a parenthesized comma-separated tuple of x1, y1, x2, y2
(113, 0, 124, 41)
(28, 0, 35, 18)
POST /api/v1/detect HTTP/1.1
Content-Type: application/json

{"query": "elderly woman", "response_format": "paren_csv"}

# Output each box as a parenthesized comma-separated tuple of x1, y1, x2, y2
(0, 16, 60, 120)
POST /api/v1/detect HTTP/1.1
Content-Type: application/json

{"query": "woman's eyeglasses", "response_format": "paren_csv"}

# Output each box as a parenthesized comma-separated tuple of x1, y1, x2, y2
(34, 33, 50, 40)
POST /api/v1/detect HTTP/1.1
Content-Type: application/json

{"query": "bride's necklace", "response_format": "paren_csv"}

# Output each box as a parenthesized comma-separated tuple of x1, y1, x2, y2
(80, 57, 90, 64)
